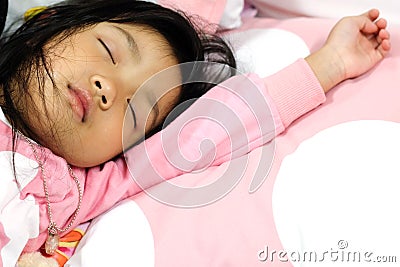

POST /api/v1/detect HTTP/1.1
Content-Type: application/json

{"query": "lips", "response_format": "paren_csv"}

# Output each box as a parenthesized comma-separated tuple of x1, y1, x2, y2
(67, 85, 92, 122)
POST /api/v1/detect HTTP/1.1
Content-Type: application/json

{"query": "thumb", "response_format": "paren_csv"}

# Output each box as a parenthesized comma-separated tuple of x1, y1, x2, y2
(359, 9, 380, 34)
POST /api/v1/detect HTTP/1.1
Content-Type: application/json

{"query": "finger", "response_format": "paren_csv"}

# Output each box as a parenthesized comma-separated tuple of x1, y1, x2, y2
(375, 28, 390, 45)
(365, 8, 380, 21)
(358, 9, 385, 34)
(355, 10, 381, 34)
(379, 28, 390, 41)
(368, 34, 379, 48)
(376, 39, 391, 57)
(360, 17, 379, 34)
(375, 18, 387, 30)
(375, 33, 391, 58)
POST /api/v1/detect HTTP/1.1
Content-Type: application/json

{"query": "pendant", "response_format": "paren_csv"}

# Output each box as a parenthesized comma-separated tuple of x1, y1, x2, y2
(45, 232, 59, 255)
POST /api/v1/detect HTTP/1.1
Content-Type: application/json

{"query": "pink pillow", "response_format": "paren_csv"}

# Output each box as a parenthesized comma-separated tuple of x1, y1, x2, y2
(246, 0, 400, 25)
(159, 0, 245, 31)
(159, 0, 226, 25)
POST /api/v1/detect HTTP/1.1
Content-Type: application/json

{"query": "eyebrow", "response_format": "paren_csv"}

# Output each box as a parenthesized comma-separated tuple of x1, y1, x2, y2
(112, 25, 141, 61)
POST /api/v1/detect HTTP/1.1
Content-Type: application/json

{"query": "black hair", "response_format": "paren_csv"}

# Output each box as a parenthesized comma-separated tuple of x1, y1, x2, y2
(0, 0, 236, 161)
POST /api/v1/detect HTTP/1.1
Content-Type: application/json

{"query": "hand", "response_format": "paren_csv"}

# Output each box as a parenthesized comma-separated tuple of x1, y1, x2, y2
(306, 9, 391, 93)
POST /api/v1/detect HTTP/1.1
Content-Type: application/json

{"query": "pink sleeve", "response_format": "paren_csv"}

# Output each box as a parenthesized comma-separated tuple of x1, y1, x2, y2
(265, 58, 326, 128)
(124, 58, 325, 188)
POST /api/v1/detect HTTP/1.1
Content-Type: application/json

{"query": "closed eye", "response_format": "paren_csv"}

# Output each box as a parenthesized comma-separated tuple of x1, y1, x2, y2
(98, 38, 116, 64)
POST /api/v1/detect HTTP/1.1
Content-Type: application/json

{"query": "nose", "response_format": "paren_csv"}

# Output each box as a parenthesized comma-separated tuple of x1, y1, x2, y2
(90, 75, 117, 110)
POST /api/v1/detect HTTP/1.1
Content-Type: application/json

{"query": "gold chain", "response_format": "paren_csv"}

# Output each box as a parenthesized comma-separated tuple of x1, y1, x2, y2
(20, 133, 82, 255)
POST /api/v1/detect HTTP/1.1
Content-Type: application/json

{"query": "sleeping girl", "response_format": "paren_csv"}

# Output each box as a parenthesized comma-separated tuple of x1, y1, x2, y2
(0, 0, 391, 265)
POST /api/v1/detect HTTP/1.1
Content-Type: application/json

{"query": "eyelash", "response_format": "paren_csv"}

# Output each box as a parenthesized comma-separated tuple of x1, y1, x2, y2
(127, 99, 137, 128)
(98, 39, 116, 64)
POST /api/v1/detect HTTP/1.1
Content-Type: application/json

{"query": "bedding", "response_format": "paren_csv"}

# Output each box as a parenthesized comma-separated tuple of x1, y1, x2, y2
(5, 0, 243, 32)
(65, 15, 400, 267)
(245, 0, 400, 25)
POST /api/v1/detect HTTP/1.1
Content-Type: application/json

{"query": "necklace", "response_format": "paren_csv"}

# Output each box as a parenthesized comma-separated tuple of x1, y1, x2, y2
(21, 134, 83, 255)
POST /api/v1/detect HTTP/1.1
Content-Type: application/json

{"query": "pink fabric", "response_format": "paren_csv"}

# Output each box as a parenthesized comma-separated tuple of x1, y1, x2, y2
(114, 17, 400, 266)
(158, 0, 227, 32)
(264, 59, 325, 128)
(245, 0, 400, 25)
(0, 223, 9, 267)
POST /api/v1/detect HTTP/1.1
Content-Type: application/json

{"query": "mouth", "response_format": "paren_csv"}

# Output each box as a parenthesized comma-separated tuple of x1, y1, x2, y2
(67, 84, 92, 122)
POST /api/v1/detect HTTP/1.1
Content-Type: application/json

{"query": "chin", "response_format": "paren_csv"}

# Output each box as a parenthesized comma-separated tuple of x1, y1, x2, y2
(66, 152, 119, 168)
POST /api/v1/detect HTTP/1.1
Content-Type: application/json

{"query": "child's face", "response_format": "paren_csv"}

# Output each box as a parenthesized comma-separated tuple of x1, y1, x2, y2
(26, 22, 180, 167)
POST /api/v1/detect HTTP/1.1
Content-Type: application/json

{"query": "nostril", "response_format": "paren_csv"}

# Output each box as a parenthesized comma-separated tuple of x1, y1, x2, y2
(101, 95, 107, 104)
(95, 81, 102, 89)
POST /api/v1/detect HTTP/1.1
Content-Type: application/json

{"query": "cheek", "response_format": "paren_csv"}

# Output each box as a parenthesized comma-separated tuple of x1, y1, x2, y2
(92, 120, 124, 153)
(61, 120, 124, 167)
(153, 87, 181, 126)
(25, 84, 68, 141)
(66, 134, 123, 167)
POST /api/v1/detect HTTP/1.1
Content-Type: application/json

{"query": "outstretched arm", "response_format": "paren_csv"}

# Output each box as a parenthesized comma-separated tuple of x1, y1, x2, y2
(123, 9, 394, 185)
(305, 9, 391, 93)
